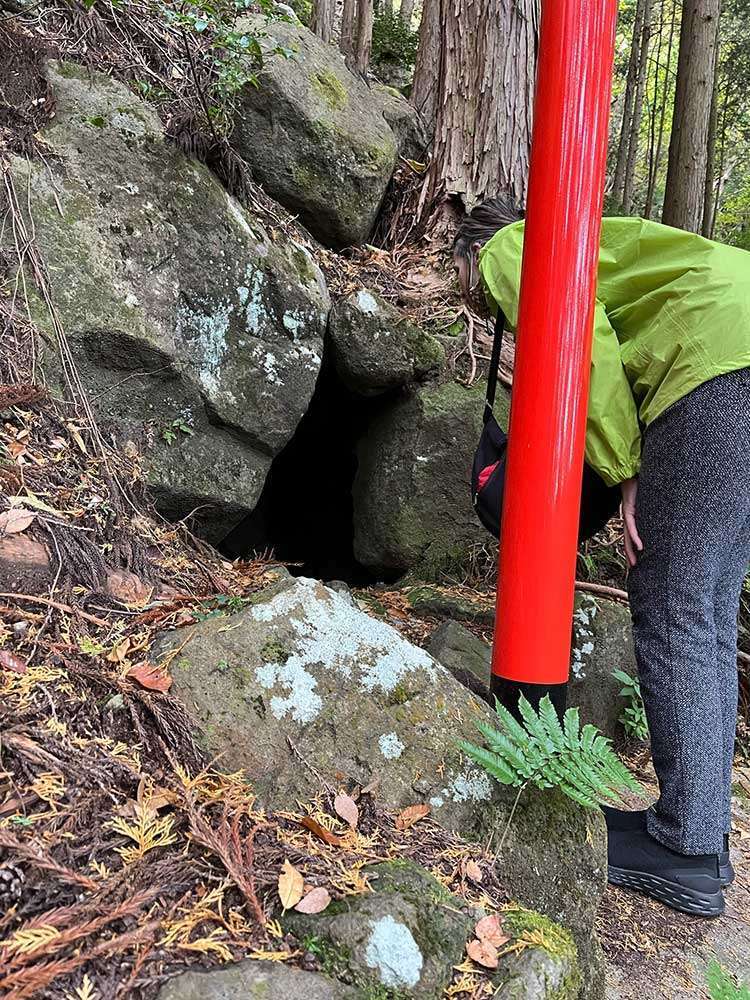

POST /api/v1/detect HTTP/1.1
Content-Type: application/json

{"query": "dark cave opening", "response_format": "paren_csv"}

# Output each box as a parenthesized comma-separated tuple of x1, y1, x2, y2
(220, 353, 399, 586)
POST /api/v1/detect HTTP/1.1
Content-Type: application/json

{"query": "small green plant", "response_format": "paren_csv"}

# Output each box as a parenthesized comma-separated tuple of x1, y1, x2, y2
(372, 11, 418, 68)
(612, 668, 649, 741)
(162, 418, 195, 445)
(707, 960, 750, 1000)
(461, 695, 642, 809)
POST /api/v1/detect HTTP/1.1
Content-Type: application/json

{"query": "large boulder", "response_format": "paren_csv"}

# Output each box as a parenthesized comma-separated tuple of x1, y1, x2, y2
(157, 960, 355, 1000)
(425, 597, 639, 741)
(329, 289, 444, 395)
(231, 20, 398, 248)
(353, 380, 510, 578)
(13, 61, 329, 542)
(372, 83, 429, 161)
(155, 572, 607, 997)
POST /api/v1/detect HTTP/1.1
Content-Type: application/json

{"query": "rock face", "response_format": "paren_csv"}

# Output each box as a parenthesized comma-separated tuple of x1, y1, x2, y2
(569, 595, 637, 739)
(232, 20, 398, 248)
(353, 380, 510, 578)
(14, 61, 329, 542)
(373, 83, 429, 160)
(157, 959, 353, 1000)
(329, 289, 444, 395)
(156, 572, 606, 997)
(287, 860, 581, 999)
(425, 597, 639, 741)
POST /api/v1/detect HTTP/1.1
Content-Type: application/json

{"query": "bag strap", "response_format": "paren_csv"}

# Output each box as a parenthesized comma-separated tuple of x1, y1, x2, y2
(484, 307, 507, 425)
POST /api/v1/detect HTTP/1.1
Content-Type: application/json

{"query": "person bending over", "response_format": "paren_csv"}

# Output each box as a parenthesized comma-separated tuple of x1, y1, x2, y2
(454, 197, 750, 919)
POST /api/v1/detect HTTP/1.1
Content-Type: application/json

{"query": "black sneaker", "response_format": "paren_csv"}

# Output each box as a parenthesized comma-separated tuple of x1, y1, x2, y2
(602, 807, 735, 888)
(607, 827, 724, 917)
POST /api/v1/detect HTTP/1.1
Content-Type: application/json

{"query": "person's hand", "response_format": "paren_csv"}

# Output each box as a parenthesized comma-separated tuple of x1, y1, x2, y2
(620, 476, 643, 568)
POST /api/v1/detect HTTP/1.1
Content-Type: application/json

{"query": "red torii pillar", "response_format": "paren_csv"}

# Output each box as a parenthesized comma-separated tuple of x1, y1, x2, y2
(491, 0, 619, 717)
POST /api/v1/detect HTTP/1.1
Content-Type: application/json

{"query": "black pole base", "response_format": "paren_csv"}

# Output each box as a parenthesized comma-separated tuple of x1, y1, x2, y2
(490, 674, 568, 722)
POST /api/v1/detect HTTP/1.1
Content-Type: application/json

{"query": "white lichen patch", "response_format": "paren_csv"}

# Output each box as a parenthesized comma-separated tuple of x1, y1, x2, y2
(254, 661, 322, 724)
(444, 767, 493, 803)
(378, 732, 405, 760)
(176, 297, 233, 397)
(572, 596, 599, 679)
(429, 795, 445, 809)
(225, 191, 256, 239)
(356, 290, 380, 315)
(248, 579, 436, 724)
(243, 269, 268, 336)
(364, 915, 423, 988)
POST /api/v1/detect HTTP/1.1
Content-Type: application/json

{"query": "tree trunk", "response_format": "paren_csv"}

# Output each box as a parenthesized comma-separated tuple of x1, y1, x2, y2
(340, 0, 359, 68)
(399, 0, 415, 26)
(612, 0, 652, 209)
(410, 0, 441, 124)
(701, 46, 720, 237)
(311, 0, 335, 43)
(622, 0, 654, 213)
(644, 0, 678, 219)
(662, 0, 721, 232)
(418, 0, 539, 210)
(354, 0, 374, 75)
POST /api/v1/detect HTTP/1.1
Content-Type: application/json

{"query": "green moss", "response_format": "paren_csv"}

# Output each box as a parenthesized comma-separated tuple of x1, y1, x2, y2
(298, 932, 409, 999)
(260, 640, 290, 663)
(502, 906, 582, 1000)
(385, 682, 413, 706)
(311, 69, 349, 110)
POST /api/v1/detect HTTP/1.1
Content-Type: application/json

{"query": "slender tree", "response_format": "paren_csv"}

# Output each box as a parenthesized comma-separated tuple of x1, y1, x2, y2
(412, 0, 539, 210)
(339, 0, 374, 74)
(612, 0, 653, 208)
(310, 0, 335, 42)
(702, 56, 721, 236)
(643, 0, 678, 219)
(399, 0, 416, 26)
(662, 0, 721, 231)
(622, 0, 655, 213)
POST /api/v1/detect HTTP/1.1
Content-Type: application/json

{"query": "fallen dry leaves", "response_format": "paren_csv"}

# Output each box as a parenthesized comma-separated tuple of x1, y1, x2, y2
(333, 792, 359, 829)
(0, 649, 28, 674)
(0, 508, 35, 534)
(278, 859, 304, 910)
(298, 816, 344, 847)
(395, 803, 431, 830)
(294, 887, 331, 914)
(466, 913, 509, 970)
(126, 661, 173, 693)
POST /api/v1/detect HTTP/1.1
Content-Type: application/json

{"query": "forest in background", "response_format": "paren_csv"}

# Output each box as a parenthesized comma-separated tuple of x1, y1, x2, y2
(303, 0, 750, 247)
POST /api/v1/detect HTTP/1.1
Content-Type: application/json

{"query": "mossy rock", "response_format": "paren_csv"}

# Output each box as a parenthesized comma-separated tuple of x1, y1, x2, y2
(231, 19, 397, 248)
(12, 60, 330, 543)
(329, 290, 444, 396)
(156, 959, 361, 999)
(154, 577, 606, 998)
(353, 379, 510, 579)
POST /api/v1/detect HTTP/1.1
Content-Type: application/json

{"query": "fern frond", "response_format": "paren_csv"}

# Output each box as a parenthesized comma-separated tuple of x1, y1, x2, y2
(461, 694, 642, 811)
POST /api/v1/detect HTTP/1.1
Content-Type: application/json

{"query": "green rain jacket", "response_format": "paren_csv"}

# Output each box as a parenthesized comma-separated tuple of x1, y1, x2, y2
(479, 216, 750, 486)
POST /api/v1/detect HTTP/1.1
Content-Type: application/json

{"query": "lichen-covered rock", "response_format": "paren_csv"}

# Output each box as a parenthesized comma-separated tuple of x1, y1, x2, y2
(287, 861, 475, 997)
(156, 959, 356, 999)
(569, 595, 637, 739)
(156, 574, 606, 997)
(353, 380, 510, 578)
(231, 19, 398, 248)
(329, 289, 444, 396)
(288, 861, 581, 999)
(425, 598, 638, 741)
(13, 60, 329, 541)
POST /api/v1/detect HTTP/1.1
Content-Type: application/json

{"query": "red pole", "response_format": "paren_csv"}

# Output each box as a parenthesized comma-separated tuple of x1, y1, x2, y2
(490, 0, 619, 715)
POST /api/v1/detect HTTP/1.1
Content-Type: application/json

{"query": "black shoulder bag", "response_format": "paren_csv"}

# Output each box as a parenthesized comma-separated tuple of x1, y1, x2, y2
(470, 310, 621, 544)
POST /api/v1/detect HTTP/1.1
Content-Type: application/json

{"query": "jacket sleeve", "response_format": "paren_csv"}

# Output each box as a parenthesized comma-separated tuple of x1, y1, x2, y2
(586, 300, 642, 486)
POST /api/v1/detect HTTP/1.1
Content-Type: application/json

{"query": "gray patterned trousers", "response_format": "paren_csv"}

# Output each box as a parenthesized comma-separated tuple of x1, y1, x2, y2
(628, 367, 750, 855)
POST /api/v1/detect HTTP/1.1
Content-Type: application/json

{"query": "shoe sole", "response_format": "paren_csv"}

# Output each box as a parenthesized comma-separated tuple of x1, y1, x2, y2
(608, 865, 724, 917)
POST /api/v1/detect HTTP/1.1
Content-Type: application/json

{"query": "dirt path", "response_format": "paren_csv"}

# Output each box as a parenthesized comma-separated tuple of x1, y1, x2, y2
(600, 773, 750, 998)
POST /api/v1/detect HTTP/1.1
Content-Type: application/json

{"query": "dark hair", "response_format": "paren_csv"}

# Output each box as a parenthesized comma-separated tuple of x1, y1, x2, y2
(453, 195, 524, 300)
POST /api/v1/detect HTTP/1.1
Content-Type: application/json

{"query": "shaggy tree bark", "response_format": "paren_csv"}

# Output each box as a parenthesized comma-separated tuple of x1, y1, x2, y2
(340, 0, 358, 65)
(413, 0, 539, 209)
(410, 0, 441, 124)
(311, 0, 335, 42)
(612, 0, 653, 209)
(662, 0, 721, 231)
